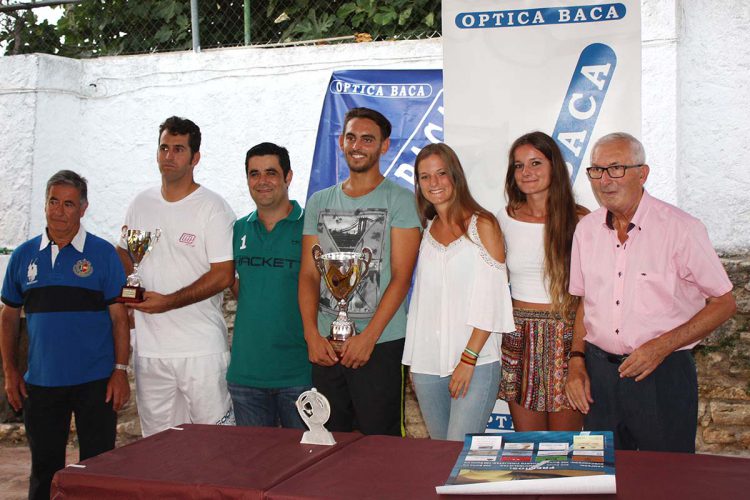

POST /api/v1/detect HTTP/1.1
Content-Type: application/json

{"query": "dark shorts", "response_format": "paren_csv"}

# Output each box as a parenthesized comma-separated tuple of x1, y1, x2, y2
(584, 342, 698, 453)
(312, 338, 405, 436)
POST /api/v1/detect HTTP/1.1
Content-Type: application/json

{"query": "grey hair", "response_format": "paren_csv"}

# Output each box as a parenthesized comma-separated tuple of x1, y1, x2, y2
(591, 132, 646, 164)
(46, 170, 88, 205)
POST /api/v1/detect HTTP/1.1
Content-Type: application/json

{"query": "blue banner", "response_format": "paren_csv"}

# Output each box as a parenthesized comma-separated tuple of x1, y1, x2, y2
(306, 69, 444, 200)
(552, 43, 617, 182)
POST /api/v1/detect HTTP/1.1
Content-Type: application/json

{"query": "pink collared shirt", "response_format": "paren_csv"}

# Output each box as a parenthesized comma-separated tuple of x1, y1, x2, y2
(569, 190, 732, 355)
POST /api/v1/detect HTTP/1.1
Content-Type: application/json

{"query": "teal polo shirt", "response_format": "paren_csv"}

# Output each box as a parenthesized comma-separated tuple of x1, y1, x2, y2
(227, 201, 311, 388)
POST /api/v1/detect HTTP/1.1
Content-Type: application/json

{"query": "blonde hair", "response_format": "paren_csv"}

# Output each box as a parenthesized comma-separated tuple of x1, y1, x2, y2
(414, 143, 496, 236)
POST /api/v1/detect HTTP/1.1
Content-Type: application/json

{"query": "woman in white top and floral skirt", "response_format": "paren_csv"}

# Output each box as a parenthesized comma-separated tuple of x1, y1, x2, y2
(402, 143, 515, 441)
(497, 131, 588, 431)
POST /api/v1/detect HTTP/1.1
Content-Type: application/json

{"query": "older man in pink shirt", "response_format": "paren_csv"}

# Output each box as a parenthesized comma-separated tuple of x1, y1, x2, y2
(565, 132, 736, 452)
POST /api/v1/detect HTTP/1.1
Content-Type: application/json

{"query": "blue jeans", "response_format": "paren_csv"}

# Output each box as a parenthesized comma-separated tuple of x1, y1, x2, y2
(411, 362, 500, 441)
(228, 383, 310, 429)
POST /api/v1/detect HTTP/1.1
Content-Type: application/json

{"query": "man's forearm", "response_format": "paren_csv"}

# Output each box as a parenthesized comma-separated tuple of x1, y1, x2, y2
(358, 276, 411, 342)
(116, 247, 134, 276)
(109, 303, 130, 366)
(299, 235, 323, 340)
(654, 291, 736, 354)
(571, 299, 587, 352)
(298, 271, 322, 340)
(165, 262, 234, 310)
(0, 306, 22, 374)
(362, 226, 420, 342)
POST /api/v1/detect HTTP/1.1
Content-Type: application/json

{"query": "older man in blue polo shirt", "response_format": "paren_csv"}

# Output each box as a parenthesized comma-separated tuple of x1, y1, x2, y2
(1, 170, 130, 500)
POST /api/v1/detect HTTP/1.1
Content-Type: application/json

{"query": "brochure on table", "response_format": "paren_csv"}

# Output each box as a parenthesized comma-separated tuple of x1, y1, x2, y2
(437, 431, 616, 495)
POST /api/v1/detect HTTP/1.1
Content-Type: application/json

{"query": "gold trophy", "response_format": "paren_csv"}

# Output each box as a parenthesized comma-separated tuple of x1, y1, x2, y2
(117, 225, 160, 303)
(312, 245, 372, 355)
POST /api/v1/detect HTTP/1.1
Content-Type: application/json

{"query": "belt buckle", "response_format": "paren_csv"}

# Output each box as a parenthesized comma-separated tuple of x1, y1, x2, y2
(607, 353, 628, 364)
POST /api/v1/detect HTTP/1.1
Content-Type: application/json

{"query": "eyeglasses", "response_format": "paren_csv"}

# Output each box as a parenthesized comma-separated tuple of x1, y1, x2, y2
(586, 164, 643, 179)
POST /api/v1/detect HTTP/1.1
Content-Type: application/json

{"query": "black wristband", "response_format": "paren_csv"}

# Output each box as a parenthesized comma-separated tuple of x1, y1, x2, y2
(568, 350, 585, 361)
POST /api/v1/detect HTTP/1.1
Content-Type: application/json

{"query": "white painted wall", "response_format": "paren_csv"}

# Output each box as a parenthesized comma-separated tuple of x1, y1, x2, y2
(0, 39, 442, 250)
(641, 0, 678, 205)
(0, 1, 748, 252)
(676, 0, 750, 251)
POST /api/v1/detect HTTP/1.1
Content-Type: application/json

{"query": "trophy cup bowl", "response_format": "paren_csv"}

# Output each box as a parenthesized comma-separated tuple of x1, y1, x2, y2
(312, 244, 372, 356)
(117, 226, 161, 303)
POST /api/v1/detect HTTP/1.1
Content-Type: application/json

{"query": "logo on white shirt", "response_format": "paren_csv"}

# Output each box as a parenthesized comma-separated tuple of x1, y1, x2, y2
(179, 233, 196, 246)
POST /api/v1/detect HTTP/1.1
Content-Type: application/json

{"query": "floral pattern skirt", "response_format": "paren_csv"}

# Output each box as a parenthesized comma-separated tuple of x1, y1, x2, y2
(498, 307, 573, 412)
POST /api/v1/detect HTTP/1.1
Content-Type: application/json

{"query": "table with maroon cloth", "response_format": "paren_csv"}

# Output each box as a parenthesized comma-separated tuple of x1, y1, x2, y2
(50, 424, 362, 499)
(51, 424, 750, 499)
(265, 436, 750, 500)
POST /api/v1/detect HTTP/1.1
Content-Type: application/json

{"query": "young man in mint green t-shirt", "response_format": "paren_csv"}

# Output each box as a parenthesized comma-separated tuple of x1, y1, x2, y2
(299, 108, 421, 435)
(228, 142, 311, 428)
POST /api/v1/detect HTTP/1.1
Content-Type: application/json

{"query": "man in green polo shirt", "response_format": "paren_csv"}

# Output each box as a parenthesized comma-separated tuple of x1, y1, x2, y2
(228, 142, 310, 428)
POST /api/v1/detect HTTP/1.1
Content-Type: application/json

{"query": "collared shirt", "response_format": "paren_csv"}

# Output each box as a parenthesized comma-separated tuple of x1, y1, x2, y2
(569, 190, 733, 355)
(41, 224, 87, 265)
(228, 200, 310, 388)
(1, 225, 125, 386)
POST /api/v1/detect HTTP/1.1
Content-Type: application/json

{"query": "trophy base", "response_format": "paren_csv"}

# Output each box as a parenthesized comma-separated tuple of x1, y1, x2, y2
(328, 338, 347, 357)
(329, 318, 357, 357)
(117, 285, 145, 303)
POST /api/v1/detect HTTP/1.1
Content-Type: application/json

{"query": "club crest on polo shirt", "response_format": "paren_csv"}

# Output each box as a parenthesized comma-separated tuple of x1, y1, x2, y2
(73, 259, 94, 277)
(27, 259, 38, 284)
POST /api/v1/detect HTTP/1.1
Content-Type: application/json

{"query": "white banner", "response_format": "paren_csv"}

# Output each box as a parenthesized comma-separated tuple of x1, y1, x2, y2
(443, 0, 641, 212)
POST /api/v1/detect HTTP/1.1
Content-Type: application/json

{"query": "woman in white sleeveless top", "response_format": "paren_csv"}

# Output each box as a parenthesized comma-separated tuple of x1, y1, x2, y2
(497, 131, 588, 431)
(403, 143, 515, 441)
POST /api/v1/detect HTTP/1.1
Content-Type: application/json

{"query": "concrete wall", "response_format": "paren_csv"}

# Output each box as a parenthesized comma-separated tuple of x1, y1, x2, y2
(0, 0, 748, 252)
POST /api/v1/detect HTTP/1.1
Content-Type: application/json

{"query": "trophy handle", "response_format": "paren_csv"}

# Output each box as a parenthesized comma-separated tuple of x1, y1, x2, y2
(311, 244, 325, 274)
(121, 225, 136, 264)
(359, 247, 372, 279)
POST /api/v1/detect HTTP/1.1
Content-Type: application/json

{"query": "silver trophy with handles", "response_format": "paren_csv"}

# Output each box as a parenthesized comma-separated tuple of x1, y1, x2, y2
(312, 245, 372, 355)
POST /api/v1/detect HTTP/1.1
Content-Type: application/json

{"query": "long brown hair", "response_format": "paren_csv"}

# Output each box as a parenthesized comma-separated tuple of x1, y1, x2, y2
(415, 143, 496, 236)
(505, 132, 583, 319)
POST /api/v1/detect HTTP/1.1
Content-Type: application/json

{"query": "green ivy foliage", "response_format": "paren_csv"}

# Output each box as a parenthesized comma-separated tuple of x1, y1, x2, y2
(0, 8, 60, 56)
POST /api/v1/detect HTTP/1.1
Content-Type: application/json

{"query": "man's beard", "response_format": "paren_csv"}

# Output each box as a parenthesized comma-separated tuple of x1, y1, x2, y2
(346, 152, 380, 173)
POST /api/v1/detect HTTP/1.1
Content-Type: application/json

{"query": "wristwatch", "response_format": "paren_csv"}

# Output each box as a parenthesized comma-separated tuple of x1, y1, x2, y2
(114, 364, 129, 371)
(567, 351, 585, 361)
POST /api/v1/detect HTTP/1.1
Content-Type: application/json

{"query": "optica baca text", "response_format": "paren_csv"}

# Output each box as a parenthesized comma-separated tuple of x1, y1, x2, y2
(330, 80, 432, 98)
(456, 3, 626, 29)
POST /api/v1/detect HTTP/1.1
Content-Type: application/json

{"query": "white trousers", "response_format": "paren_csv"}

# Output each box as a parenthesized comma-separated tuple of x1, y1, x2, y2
(135, 352, 235, 437)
